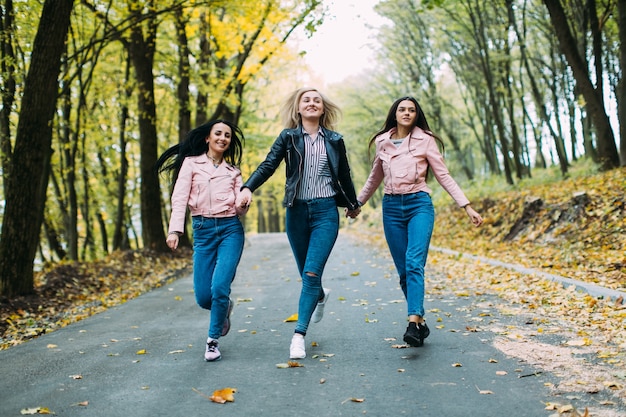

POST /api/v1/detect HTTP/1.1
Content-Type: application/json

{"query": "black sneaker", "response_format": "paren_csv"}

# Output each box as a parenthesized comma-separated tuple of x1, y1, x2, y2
(403, 322, 429, 347)
(403, 322, 421, 347)
(419, 322, 430, 340)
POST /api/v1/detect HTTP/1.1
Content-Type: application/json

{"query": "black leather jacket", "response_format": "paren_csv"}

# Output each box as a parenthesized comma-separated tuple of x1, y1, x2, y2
(243, 127, 359, 210)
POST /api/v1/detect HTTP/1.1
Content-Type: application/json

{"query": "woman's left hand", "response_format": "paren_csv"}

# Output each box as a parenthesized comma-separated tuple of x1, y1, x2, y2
(464, 205, 483, 227)
(345, 207, 361, 219)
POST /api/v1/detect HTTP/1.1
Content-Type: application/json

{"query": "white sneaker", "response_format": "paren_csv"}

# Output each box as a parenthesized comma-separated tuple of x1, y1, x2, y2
(311, 288, 331, 323)
(205, 338, 221, 362)
(289, 334, 306, 359)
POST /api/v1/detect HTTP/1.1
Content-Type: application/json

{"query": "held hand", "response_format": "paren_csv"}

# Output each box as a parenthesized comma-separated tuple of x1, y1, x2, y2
(464, 205, 483, 227)
(345, 207, 361, 219)
(166, 234, 179, 251)
(236, 188, 252, 209)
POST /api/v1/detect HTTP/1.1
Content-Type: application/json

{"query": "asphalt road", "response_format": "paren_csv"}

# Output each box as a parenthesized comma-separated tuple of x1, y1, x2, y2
(1, 233, 564, 416)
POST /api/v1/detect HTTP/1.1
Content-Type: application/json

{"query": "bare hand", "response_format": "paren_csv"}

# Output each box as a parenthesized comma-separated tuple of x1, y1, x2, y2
(345, 207, 361, 219)
(237, 188, 252, 209)
(166, 234, 179, 251)
(464, 205, 483, 227)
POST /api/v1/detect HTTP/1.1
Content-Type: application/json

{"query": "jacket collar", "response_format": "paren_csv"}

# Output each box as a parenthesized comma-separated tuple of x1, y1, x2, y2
(285, 126, 342, 141)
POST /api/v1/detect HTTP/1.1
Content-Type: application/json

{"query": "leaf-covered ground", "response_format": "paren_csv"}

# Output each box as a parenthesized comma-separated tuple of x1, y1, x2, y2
(0, 248, 192, 350)
(0, 166, 624, 415)
(352, 166, 626, 417)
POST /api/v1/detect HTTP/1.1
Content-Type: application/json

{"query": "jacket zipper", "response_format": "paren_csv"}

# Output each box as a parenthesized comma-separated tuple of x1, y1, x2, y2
(288, 132, 303, 207)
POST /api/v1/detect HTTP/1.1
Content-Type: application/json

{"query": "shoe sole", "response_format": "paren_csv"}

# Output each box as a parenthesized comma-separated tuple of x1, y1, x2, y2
(311, 288, 330, 323)
(205, 355, 222, 362)
(221, 299, 234, 336)
(403, 334, 424, 347)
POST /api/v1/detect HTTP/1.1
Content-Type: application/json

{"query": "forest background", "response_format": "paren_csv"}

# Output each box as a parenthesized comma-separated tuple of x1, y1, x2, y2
(0, 0, 623, 313)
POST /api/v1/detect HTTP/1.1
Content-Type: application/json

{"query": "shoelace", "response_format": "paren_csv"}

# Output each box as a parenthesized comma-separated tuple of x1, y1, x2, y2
(207, 341, 218, 352)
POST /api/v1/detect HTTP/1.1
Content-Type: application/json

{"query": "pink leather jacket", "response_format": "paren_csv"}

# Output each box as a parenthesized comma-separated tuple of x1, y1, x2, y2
(168, 154, 248, 234)
(357, 127, 470, 208)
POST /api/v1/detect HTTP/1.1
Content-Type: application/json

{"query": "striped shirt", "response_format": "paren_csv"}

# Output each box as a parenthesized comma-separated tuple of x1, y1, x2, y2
(295, 127, 336, 200)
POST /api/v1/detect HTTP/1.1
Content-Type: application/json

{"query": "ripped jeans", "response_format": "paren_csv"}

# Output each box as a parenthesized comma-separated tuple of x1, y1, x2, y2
(286, 197, 339, 335)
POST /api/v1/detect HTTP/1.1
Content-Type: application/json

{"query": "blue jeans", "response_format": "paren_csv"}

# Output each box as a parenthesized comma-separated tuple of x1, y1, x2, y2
(286, 197, 339, 335)
(192, 216, 244, 339)
(382, 192, 434, 318)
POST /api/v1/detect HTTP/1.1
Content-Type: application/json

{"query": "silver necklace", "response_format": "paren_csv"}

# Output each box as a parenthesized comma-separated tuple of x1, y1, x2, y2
(207, 153, 222, 167)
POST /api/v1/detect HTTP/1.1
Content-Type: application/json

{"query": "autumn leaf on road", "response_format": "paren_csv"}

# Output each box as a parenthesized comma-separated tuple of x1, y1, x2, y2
(276, 361, 304, 368)
(283, 313, 298, 322)
(209, 387, 237, 404)
(341, 397, 365, 404)
(20, 407, 53, 415)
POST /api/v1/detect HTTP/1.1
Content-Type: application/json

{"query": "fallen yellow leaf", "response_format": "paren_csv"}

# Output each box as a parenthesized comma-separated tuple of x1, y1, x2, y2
(209, 387, 237, 404)
(20, 407, 53, 415)
(283, 313, 298, 322)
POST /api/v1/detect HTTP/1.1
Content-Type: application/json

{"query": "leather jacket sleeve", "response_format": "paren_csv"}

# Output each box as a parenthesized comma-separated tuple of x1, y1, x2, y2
(243, 131, 289, 192)
(327, 135, 359, 211)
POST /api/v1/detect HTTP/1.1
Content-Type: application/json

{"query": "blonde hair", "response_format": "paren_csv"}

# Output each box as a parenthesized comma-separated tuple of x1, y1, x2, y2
(280, 87, 342, 130)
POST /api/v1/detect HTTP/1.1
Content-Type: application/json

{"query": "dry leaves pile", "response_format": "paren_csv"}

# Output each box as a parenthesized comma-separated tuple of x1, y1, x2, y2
(433, 167, 625, 291)
(1, 248, 193, 350)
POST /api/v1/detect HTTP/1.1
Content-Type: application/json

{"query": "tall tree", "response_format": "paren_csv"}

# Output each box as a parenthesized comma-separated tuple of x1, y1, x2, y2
(542, 0, 620, 170)
(128, 1, 168, 251)
(0, 0, 17, 185)
(0, 0, 74, 296)
(618, 0, 626, 166)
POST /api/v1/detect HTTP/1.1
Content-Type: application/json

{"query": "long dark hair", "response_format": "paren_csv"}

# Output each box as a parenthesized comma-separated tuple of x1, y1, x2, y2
(368, 96, 444, 156)
(155, 119, 244, 185)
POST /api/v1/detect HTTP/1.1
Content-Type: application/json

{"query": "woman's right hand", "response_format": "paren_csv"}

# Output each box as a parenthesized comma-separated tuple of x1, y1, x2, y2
(464, 205, 483, 227)
(237, 187, 252, 209)
(166, 233, 179, 251)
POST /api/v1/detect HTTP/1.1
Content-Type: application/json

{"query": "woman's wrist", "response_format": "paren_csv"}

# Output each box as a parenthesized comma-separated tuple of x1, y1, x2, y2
(168, 231, 182, 236)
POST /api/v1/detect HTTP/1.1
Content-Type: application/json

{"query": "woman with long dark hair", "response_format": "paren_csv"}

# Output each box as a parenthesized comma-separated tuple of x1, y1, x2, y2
(357, 97, 482, 347)
(156, 119, 248, 362)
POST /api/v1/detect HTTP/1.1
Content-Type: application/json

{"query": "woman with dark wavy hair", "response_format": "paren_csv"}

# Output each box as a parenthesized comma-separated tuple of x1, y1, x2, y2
(156, 119, 248, 362)
(357, 97, 483, 348)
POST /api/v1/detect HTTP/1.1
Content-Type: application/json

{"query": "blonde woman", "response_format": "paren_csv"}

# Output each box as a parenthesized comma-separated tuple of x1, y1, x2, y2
(237, 88, 360, 359)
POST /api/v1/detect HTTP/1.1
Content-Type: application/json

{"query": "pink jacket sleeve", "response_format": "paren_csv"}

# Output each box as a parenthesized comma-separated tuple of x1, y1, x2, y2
(233, 173, 249, 217)
(357, 155, 384, 205)
(168, 159, 193, 234)
(426, 139, 470, 208)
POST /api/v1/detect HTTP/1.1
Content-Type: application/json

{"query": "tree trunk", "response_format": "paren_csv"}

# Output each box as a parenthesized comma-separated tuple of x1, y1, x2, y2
(60, 83, 80, 260)
(0, 0, 17, 185)
(128, 4, 167, 252)
(173, 8, 192, 248)
(195, 13, 210, 126)
(543, 0, 620, 170)
(113, 57, 131, 251)
(0, 0, 74, 296)
(618, 0, 626, 165)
